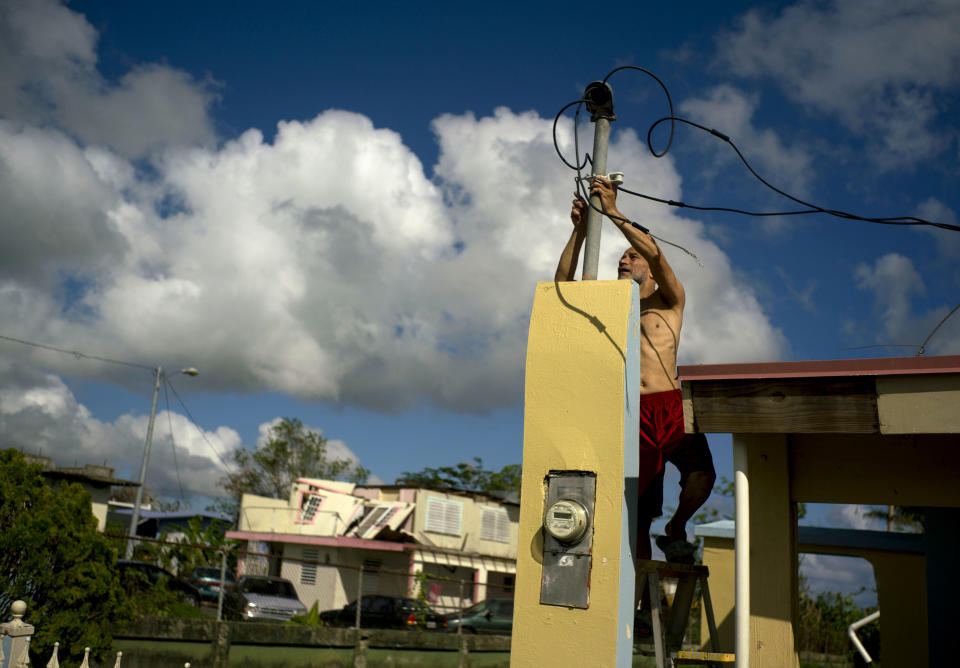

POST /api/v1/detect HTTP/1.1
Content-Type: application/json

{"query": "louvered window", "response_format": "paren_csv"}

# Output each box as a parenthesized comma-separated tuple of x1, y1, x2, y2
(362, 559, 381, 594)
(424, 497, 462, 536)
(301, 547, 319, 585)
(300, 494, 323, 522)
(356, 506, 390, 537)
(480, 507, 511, 543)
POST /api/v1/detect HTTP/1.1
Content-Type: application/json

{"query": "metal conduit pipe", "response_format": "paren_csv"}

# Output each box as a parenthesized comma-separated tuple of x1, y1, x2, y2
(733, 439, 750, 668)
(848, 610, 880, 664)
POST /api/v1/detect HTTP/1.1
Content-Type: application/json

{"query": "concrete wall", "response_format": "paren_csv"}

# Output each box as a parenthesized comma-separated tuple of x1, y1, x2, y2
(697, 521, 927, 667)
(409, 489, 518, 560)
(279, 544, 412, 612)
(512, 281, 641, 668)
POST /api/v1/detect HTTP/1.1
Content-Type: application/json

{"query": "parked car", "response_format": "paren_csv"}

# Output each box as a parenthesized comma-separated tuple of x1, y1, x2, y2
(319, 595, 445, 630)
(223, 575, 307, 621)
(186, 565, 236, 603)
(442, 598, 513, 634)
(115, 559, 201, 606)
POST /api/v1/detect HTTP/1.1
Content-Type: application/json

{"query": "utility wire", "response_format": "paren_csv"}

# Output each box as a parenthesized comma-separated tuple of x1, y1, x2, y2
(0, 333, 154, 371)
(553, 84, 702, 264)
(553, 67, 960, 238)
(0, 330, 229, 476)
(839, 301, 959, 356)
(164, 376, 231, 471)
(918, 302, 960, 355)
(162, 378, 187, 503)
(642, 116, 960, 232)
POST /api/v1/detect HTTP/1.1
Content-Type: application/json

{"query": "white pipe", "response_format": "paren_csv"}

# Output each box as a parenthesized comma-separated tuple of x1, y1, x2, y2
(848, 610, 880, 664)
(733, 438, 750, 668)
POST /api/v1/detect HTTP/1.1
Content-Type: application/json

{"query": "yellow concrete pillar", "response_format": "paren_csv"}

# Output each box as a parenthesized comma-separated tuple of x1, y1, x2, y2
(511, 281, 642, 668)
(700, 536, 736, 652)
(740, 433, 800, 668)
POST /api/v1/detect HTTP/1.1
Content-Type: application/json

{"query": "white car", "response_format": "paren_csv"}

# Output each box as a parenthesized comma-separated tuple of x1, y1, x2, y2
(225, 575, 307, 621)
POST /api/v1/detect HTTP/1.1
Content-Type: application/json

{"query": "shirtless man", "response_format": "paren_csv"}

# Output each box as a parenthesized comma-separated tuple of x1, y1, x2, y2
(555, 176, 716, 563)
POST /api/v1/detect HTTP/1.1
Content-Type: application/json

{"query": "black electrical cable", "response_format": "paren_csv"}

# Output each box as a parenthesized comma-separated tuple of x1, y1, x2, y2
(552, 99, 590, 171)
(601, 65, 676, 157)
(573, 175, 703, 265)
(642, 115, 960, 232)
(918, 302, 960, 355)
(553, 68, 702, 263)
(553, 66, 960, 235)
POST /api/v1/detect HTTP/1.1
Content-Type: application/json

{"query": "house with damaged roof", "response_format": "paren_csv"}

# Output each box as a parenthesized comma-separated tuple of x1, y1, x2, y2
(226, 478, 519, 614)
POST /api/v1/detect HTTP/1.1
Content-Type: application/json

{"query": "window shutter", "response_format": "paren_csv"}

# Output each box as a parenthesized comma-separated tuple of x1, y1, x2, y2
(480, 507, 510, 543)
(301, 547, 319, 585)
(425, 497, 463, 536)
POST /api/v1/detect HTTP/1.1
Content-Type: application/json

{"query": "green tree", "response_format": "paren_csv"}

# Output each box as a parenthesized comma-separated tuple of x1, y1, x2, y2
(0, 449, 129, 664)
(796, 564, 879, 660)
(140, 515, 238, 577)
(863, 505, 924, 532)
(217, 418, 368, 516)
(397, 457, 521, 493)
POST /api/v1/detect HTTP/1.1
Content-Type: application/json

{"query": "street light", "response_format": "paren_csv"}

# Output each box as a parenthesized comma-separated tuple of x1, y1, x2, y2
(125, 366, 199, 559)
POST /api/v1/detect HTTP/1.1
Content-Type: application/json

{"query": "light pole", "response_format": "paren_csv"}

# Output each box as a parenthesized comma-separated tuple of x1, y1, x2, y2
(125, 365, 199, 559)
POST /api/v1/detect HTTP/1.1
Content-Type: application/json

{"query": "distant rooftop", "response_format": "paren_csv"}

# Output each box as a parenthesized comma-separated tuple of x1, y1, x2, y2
(25, 454, 139, 487)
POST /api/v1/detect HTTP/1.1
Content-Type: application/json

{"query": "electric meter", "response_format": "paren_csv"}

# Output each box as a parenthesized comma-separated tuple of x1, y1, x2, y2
(544, 498, 589, 543)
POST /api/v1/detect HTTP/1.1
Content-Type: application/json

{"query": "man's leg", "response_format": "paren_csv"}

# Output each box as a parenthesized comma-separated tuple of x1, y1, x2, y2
(637, 516, 653, 560)
(664, 434, 716, 544)
(665, 470, 716, 542)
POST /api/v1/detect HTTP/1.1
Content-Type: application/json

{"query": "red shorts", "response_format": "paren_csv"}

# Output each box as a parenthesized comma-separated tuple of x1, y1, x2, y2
(636, 389, 714, 519)
(638, 389, 687, 470)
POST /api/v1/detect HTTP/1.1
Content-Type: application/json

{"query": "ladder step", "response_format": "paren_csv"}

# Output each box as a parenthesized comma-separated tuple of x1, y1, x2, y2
(636, 558, 710, 579)
(674, 650, 736, 664)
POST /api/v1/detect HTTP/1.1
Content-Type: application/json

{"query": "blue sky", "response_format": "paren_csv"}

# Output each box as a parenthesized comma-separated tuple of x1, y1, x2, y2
(2, 0, 958, 603)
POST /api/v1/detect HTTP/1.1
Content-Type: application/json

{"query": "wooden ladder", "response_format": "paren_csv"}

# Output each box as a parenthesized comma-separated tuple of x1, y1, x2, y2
(637, 559, 735, 668)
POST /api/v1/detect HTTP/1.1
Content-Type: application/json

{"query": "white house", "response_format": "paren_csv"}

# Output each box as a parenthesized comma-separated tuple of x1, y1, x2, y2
(226, 478, 519, 614)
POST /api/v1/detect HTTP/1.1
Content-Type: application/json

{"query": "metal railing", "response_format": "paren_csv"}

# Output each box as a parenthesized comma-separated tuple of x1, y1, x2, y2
(105, 532, 515, 632)
(238, 506, 347, 536)
(1, 601, 125, 668)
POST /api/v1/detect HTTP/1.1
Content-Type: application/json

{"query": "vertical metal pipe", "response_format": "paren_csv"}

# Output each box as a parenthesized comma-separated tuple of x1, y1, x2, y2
(355, 567, 363, 629)
(457, 580, 464, 635)
(217, 549, 227, 621)
(733, 437, 750, 668)
(581, 118, 611, 281)
(127, 366, 162, 559)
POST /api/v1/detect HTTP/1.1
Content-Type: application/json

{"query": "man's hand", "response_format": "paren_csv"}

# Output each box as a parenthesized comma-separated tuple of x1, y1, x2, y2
(570, 192, 587, 229)
(557, 191, 588, 281)
(590, 175, 621, 219)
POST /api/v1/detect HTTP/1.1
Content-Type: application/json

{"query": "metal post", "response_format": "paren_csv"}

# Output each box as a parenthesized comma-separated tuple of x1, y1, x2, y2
(126, 366, 162, 559)
(355, 567, 363, 629)
(457, 580, 464, 636)
(217, 549, 227, 621)
(581, 81, 616, 281)
(733, 438, 750, 668)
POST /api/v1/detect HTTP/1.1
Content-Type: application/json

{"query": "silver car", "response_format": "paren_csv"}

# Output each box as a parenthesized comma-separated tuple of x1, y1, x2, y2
(225, 575, 307, 621)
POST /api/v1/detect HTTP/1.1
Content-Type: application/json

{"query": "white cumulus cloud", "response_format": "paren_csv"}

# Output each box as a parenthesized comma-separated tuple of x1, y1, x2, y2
(717, 0, 960, 168)
(0, 0, 788, 483)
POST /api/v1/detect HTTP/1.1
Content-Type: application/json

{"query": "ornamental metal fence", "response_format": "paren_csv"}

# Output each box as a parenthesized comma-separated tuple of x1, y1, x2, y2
(0, 601, 131, 668)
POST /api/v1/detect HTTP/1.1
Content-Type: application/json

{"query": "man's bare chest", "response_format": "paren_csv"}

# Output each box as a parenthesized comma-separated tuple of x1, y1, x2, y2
(640, 309, 680, 351)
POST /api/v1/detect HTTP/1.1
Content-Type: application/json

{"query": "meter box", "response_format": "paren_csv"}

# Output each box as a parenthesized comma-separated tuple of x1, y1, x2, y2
(540, 470, 597, 608)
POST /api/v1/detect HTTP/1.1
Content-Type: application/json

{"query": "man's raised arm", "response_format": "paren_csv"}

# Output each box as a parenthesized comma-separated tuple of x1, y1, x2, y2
(555, 193, 588, 282)
(590, 177, 685, 308)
